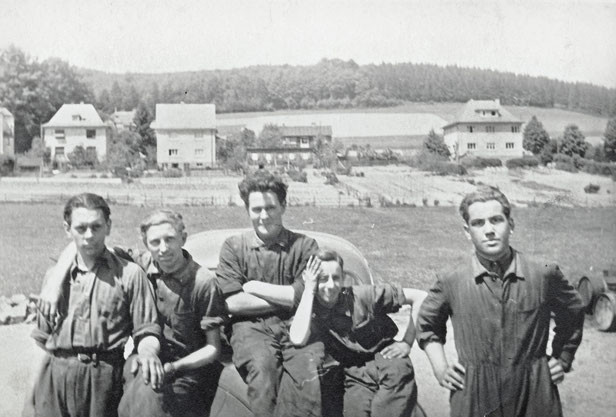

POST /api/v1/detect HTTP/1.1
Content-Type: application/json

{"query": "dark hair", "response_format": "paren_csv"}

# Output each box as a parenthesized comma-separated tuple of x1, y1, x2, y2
(316, 249, 344, 270)
(63, 193, 111, 225)
(238, 170, 288, 208)
(140, 209, 185, 243)
(458, 185, 511, 223)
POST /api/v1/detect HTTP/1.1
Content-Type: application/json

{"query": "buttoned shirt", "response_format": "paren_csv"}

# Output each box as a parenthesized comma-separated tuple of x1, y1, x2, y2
(33, 249, 161, 353)
(216, 228, 318, 314)
(138, 250, 225, 361)
(416, 249, 585, 417)
(313, 284, 408, 366)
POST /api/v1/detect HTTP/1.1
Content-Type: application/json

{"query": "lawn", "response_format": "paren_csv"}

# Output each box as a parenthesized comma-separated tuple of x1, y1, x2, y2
(2, 202, 614, 298)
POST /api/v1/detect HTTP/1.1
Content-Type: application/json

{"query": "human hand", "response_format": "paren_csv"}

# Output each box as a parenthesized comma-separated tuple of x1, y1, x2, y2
(436, 361, 465, 391)
(381, 341, 411, 359)
(302, 256, 321, 294)
(163, 362, 178, 382)
(36, 283, 63, 328)
(130, 352, 164, 390)
(548, 357, 565, 385)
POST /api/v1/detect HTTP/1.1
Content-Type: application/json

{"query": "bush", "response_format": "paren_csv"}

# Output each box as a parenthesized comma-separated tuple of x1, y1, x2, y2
(584, 183, 600, 194)
(506, 157, 540, 169)
(287, 168, 307, 183)
(0, 155, 15, 176)
(162, 168, 183, 178)
(555, 161, 577, 173)
(431, 161, 467, 176)
(579, 159, 616, 177)
(323, 171, 339, 185)
(461, 157, 502, 169)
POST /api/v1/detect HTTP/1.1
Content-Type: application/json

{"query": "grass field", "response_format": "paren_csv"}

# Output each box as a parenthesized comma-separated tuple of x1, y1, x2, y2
(2, 203, 614, 298)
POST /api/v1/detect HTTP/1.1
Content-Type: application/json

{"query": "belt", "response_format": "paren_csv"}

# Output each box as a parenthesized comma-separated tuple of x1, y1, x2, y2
(50, 349, 124, 366)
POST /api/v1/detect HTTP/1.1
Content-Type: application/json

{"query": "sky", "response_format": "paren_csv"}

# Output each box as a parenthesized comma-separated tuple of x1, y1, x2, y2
(1, 0, 615, 88)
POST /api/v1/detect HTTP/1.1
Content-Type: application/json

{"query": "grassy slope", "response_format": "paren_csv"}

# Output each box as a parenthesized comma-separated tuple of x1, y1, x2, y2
(2, 203, 614, 296)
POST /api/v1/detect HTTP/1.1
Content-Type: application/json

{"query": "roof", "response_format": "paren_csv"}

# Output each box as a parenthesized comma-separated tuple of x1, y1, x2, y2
(111, 110, 136, 126)
(279, 125, 332, 137)
(443, 99, 522, 129)
(247, 147, 314, 153)
(0, 107, 13, 117)
(43, 103, 106, 127)
(151, 103, 216, 130)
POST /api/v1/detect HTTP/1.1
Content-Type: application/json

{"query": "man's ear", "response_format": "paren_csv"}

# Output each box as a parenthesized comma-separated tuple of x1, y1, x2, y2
(509, 217, 515, 233)
(63, 221, 71, 238)
(106, 219, 112, 236)
(181, 231, 188, 246)
(463, 222, 471, 240)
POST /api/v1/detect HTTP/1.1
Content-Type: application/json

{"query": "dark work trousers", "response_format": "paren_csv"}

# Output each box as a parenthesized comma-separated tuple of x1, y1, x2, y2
(33, 354, 124, 417)
(231, 316, 326, 417)
(342, 353, 417, 417)
(118, 354, 223, 417)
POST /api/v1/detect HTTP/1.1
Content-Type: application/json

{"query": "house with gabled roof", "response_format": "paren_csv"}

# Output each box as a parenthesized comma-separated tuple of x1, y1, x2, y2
(151, 103, 217, 170)
(280, 125, 332, 149)
(1, 107, 15, 156)
(443, 99, 524, 160)
(42, 103, 109, 164)
(110, 109, 136, 132)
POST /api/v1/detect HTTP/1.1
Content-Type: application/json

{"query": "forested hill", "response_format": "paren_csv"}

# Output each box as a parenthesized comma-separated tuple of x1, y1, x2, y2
(80, 59, 616, 117)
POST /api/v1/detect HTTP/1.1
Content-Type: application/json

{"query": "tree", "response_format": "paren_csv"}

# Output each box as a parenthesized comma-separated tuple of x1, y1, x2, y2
(422, 129, 450, 158)
(539, 138, 558, 165)
(604, 117, 616, 162)
(104, 131, 144, 175)
(217, 128, 256, 172)
(559, 124, 588, 157)
(68, 145, 98, 168)
(132, 101, 156, 158)
(523, 116, 550, 155)
(257, 124, 283, 148)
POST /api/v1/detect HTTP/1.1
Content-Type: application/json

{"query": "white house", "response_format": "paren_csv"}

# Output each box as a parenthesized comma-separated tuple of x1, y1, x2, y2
(443, 99, 524, 160)
(42, 103, 109, 163)
(151, 103, 217, 170)
(110, 109, 136, 132)
(0, 107, 15, 156)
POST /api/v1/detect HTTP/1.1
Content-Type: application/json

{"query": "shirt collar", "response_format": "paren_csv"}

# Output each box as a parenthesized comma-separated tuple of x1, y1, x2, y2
(71, 247, 113, 274)
(471, 247, 526, 283)
(249, 228, 291, 249)
(147, 249, 195, 286)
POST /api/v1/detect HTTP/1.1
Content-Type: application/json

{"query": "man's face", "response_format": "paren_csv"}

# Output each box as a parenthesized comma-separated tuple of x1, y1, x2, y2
(464, 199, 514, 260)
(145, 222, 187, 273)
(248, 191, 285, 242)
(64, 207, 111, 260)
(316, 260, 343, 308)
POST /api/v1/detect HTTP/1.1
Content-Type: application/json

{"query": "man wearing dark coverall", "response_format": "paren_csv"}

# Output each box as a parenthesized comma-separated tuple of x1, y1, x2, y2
(216, 170, 324, 417)
(416, 186, 585, 417)
(30, 193, 162, 417)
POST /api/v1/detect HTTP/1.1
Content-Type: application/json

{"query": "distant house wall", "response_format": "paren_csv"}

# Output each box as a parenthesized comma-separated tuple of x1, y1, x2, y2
(444, 124, 523, 159)
(0, 110, 15, 156)
(156, 129, 216, 169)
(44, 126, 109, 159)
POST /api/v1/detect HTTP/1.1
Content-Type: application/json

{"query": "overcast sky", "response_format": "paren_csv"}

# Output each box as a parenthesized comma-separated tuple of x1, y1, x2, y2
(1, 0, 615, 87)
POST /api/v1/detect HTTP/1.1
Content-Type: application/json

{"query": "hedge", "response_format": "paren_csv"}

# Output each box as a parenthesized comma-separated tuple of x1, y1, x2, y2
(506, 157, 540, 169)
(461, 157, 502, 169)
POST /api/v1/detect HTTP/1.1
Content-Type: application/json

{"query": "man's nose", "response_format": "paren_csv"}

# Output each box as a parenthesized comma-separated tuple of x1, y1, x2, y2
(84, 228, 93, 238)
(260, 209, 269, 219)
(159, 241, 167, 252)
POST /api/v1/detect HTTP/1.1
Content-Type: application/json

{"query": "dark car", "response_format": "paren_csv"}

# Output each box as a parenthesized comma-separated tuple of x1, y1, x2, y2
(184, 228, 426, 417)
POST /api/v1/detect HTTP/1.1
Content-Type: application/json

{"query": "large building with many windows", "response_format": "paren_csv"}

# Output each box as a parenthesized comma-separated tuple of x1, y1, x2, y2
(443, 99, 524, 160)
(43, 103, 109, 164)
(151, 103, 217, 170)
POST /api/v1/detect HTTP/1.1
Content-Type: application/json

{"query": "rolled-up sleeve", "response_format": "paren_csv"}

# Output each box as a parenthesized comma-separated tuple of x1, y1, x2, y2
(416, 276, 451, 349)
(369, 283, 407, 314)
(126, 265, 161, 344)
(197, 268, 227, 331)
(216, 237, 245, 298)
(547, 264, 585, 371)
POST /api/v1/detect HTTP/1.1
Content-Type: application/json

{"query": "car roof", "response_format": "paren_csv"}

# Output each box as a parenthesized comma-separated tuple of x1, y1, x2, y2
(184, 228, 374, 285)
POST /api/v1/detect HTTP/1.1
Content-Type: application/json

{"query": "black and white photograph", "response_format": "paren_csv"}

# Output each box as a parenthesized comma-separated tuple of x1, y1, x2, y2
(0, 1, 615, 416)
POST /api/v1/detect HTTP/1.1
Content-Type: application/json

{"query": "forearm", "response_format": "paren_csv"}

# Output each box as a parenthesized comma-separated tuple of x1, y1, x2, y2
(424, 341, 449, 381)
(403, 288, 427, 325)
(225, 292, 279, 316)
(243, 281, 295, 309)
(289, 290, 316, 346)
(171, 329, 221, 373)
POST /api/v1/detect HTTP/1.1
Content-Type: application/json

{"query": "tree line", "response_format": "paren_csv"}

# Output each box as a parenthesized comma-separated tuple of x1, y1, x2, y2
(2, 46, 616, 155)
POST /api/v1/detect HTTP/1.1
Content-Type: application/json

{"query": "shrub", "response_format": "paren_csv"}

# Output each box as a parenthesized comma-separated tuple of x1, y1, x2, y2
(579, 159, 616, 177)
(287, 168, 307, 183)
(422, 197, 428, 206)
(323, 171, 339, 185)
(162, 168, 183, 178)
(553, 154, 573, 164)
(462, 157, 502, 169)
(555, 161, 577, 173)
(434, 199, 440, 206)
(584, 183, 600, 194)
(506, 157, 540, 169)
(0, 155, 15, 176)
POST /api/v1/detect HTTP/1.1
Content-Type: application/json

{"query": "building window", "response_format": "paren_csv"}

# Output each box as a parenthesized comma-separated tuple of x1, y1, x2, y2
(72, 114, 82, 121)
(467, 143, 476, 150)
(169, 149, 178, 156)
(86, 129, 96, 139)
(55, 147, 65, 156)
(468, 126, 474, 133)
(196, 162, 204, 167)
(485, 126, 495, 133)
(54, 129, 65, 139)
(486, 142, 495, 150)
(511, 126, 520, 133)
(195, 132, 203, 138)
(195, 148, 204, 156)
(171, 163, 179, 168)
(506, 142, 515, 149)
